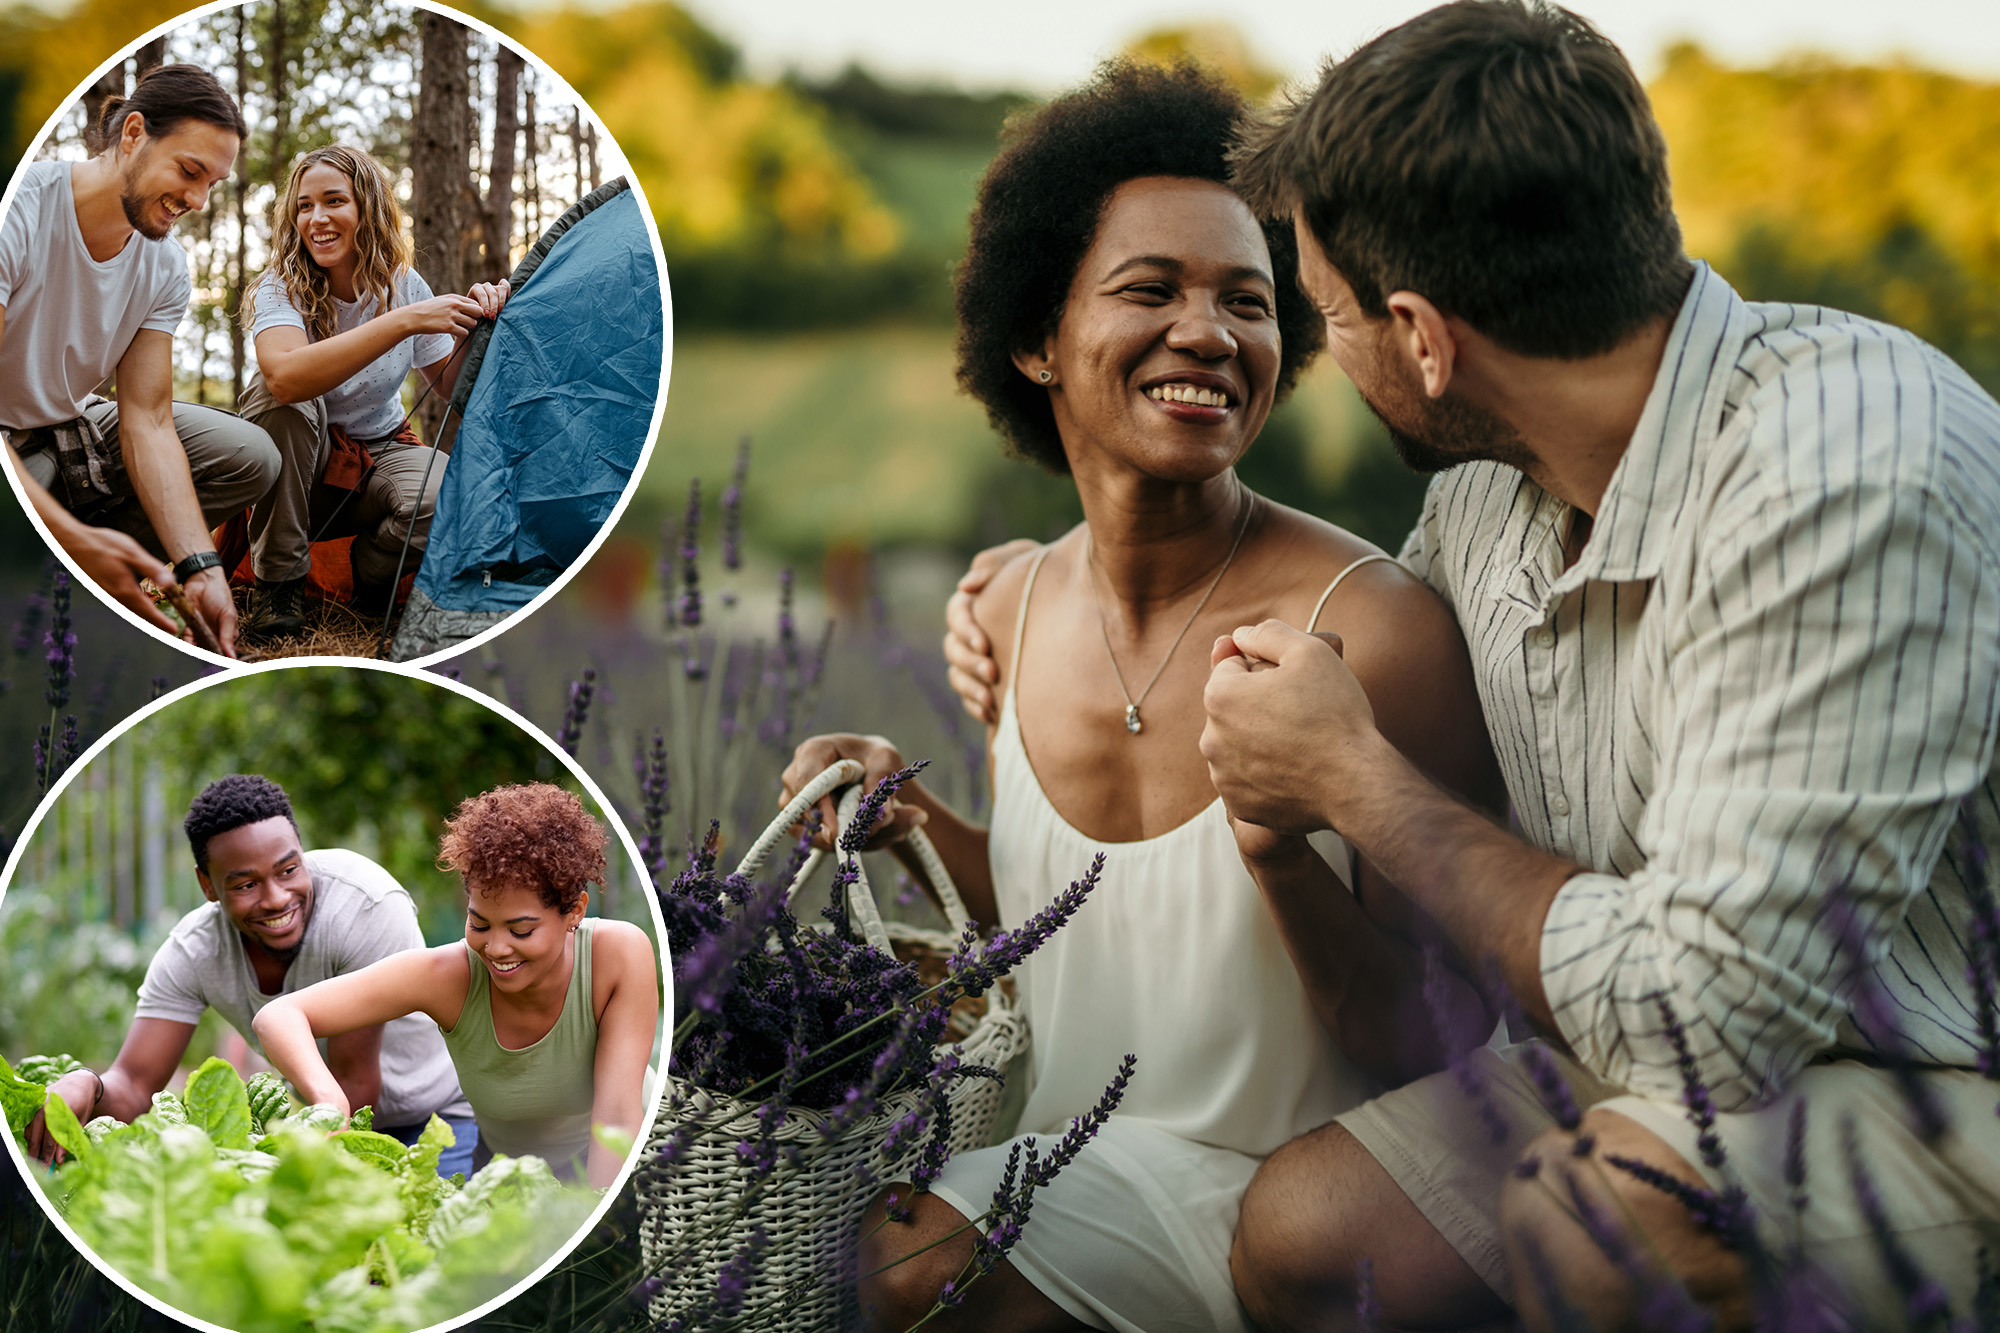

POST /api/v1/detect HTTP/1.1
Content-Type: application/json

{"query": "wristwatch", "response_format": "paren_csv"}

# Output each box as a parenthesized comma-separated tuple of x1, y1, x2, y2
(172, 550, 225, 584)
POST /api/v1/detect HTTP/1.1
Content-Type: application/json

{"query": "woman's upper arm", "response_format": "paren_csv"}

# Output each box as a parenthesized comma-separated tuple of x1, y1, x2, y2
(1330, 564, 1505, 817)
(284, 946, 461, 1034)
(590, 924, 661, 1117)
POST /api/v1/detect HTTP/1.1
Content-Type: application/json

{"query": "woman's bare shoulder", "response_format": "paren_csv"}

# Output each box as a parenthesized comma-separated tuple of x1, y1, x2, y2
(970, 529, 1078, 683)
(1254, 501, 1428, 620)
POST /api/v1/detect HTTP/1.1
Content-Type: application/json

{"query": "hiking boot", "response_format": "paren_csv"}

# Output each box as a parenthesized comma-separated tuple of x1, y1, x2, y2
(243, 577, 310, 643)
(350, 577, 398, 619)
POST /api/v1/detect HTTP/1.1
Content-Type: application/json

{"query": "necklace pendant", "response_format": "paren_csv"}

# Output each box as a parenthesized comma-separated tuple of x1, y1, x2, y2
(1124, 704, 1142, 735)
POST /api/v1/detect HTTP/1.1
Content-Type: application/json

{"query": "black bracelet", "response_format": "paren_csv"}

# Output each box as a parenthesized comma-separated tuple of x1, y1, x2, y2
(171, 550, 224, 584)
(85, 1069, 104, 1118)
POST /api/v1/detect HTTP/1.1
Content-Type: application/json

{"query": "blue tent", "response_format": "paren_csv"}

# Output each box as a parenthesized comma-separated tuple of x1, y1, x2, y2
(391, 177, 663, 660)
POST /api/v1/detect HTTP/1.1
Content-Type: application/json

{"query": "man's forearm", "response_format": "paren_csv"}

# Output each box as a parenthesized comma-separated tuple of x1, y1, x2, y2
(121, 416, 214, 563)
(1328, 730, 1578, 1032)
(1245, 842, 1491, 1084)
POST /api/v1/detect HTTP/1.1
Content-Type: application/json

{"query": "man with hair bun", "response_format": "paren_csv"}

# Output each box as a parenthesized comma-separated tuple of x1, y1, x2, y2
(23, 773, 477, 1176)
(0, 62, 276, 657)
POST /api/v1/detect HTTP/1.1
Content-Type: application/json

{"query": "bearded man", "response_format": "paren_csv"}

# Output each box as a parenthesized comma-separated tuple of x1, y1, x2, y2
(0, 63, 276, 656)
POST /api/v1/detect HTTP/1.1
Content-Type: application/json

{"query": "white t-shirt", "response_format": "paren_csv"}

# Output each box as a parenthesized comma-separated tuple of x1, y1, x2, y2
(133, 847, 473, 1129)
(249, 266, 456, 441)
(0, 160, 191, 429)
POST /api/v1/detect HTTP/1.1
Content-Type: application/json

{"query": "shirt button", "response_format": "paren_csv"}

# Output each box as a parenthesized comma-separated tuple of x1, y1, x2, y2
(1550, 794, 1571, 818)
(1533, 628, 1556, 648)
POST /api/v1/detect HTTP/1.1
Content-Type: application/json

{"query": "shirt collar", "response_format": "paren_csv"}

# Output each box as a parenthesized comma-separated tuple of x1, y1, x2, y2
(1551, 262, 1749, 593)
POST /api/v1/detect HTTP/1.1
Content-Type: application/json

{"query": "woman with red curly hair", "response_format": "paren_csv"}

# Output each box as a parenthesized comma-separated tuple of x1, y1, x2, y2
(254, 784, 660, 1188)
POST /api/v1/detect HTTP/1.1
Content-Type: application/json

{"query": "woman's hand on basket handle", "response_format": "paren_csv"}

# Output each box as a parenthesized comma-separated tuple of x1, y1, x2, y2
(781, 734, 928, 851)
(944, 538, 1039, 724)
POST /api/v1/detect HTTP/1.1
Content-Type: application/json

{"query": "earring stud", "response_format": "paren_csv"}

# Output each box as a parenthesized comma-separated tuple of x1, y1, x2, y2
(1037, 369, 1053, 383)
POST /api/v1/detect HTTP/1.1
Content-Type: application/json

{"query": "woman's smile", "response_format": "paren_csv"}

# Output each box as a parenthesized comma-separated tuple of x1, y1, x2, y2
(465, 880, 579, 993)
(1040, 175, 1279, 479)
(295, 162, 359, 280)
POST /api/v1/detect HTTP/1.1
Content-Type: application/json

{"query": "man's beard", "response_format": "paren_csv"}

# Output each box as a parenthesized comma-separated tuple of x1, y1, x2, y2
(118, 149, 177, 241)
(1356, 353, 1533, 477)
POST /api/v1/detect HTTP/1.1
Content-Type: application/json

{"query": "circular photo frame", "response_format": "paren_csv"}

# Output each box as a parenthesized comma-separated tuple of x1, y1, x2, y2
(0, 0, 672, 671)
(0, 656, 672, 1333)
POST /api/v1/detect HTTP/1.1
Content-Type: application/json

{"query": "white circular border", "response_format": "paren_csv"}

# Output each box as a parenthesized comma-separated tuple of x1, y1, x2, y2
(0, 0, 675, 673)
(0, 654, 676, 1333)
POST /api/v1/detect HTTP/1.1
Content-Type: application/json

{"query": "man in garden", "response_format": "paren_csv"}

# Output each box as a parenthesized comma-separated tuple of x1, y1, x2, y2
(948, 2, 2000, 1326)
(23, 774, 476, 1175)
(0, 62, 275, 658)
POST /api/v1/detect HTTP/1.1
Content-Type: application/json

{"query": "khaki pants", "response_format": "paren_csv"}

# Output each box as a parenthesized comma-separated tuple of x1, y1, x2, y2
(238, 374, 445, 587)
(14, 398, 279, 556)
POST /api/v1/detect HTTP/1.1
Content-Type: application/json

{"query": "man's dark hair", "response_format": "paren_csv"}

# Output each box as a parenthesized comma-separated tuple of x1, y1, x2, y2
(184, 774, 298, 872)
(955, 60, 1323, 472)
(87, 63, 248, 155)
(1232, 0, 1693, 358)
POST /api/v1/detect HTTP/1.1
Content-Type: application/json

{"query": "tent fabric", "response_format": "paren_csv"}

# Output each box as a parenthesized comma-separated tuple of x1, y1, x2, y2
(391, 177, 661, 660)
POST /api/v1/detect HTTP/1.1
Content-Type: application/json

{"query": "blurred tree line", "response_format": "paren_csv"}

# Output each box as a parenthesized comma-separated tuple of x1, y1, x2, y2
(2, 0, 604, 439)
(3, 1, 1996, 552)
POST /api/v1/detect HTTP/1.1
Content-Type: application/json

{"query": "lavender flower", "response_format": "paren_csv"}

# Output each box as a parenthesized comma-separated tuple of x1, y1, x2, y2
(678, 478, 703, 629)
(1421, 945, 1509, 1145)
(1824, 896, 1952, 1143)
(12, 585, 46, 657)
(777, 568, 797, 667)
(637, 729, 670, 880)
(1957, 800, 2000, 1081)
(1356, 1256, 1381, 1333)
(1785, 1097, 1809, 1217)
(1520, 1039, 1581, 1132)
(557, 668, 596, 757)
(1030, 1053, 1133, 1186)
(43, 571, 73, 711)
(838, 760, 930, 857)
(722, 436, 749, 572)
(1603, 1153, 1752, 1247)
(712, 1228, 769, 1318)
(1563, 1172, 1714, 1333)
(1844, 1115, 1952, 1330)
(1655, 994, 1726, 1170)
(950, 853, 1106, 995)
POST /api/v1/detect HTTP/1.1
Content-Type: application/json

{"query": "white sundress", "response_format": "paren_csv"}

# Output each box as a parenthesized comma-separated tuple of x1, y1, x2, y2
(925, 546, 1395, 1332)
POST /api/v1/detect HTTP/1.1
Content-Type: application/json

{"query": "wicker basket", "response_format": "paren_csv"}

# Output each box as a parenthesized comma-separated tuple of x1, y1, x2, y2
(637, 760, 1029, 1331)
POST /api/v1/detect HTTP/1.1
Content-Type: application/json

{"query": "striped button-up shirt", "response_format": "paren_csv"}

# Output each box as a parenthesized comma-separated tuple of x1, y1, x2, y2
(1400, 264, 2000, 1110)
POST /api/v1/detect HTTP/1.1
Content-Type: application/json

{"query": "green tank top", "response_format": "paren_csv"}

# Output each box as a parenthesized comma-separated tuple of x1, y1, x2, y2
(443, 917, 598, 1177)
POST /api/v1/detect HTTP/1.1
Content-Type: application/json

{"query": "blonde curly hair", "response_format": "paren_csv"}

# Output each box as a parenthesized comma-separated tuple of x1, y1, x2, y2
(244, 144, 412, 342)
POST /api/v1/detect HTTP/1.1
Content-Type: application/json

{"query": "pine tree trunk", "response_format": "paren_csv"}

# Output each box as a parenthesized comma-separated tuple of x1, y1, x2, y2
(481, 48, 521, 282)
(229, 6, 248, 403)
(412, 12, 473, 444)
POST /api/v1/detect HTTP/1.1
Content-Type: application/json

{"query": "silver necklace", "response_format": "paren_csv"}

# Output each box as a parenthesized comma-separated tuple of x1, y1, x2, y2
(1085, 491, 1255, 736)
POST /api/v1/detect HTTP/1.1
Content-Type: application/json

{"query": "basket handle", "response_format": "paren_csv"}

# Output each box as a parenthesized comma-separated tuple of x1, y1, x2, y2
(731, 760, 984, 953)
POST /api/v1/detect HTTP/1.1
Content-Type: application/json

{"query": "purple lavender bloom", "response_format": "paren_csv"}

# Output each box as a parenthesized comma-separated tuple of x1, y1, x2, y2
(1845, 1115, 1953, 1331)
(712, 1228, 769, 1318)
(679, 478, 703, 629)
(777, 568, 797, 668)
(637, 729, 670, 882)
(722, 436, 749, 572)
(1785, 1097, 1810, 1216)
(43, 571, 74, 710)
(1655, 994, 1727, 1169)
(838, 760, 930, 857)
(1356, 1256, 1381, 1333)
(557, 668, 596, 757)
(1031, 1053, 1134, 1186)
(1823, 896, 1952, 1143)
(658, 513, 681, 627)
(1604, 1153, 1752, 1247)
(1421, 945, 1509, 1145)
(1521, 1039, 1582, 1132)
(1563, 1173, 1714, 1333)
(59, 715, 78, 769)
(951, 853, 1106, 995)
(1956, 801, 2000, 1081)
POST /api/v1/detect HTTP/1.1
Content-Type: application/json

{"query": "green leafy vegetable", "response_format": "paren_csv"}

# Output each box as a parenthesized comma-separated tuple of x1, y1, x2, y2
(40, 1088, 91, 1161)
(0, 1055, 47, 1135)
(183, 1057, 254, 1150)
